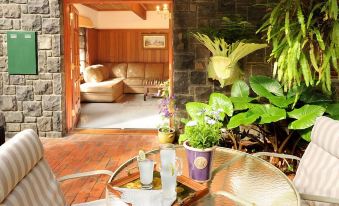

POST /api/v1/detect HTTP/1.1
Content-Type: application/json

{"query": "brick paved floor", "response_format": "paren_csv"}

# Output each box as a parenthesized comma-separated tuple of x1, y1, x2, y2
(42, 133, 159, 205)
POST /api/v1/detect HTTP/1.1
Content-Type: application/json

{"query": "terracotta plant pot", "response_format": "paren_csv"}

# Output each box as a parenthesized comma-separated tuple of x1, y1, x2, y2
(183, 141, 215, 182)
(158, 128, 175, 144)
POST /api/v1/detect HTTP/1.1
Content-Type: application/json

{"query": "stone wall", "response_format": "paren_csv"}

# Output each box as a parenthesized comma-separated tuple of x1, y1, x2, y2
(0, 0, 64, 138)
(173, 0, 271, 119)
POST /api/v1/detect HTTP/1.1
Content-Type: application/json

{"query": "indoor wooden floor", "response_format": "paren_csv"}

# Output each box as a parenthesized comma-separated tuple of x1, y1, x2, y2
(42, 133, 159, 205)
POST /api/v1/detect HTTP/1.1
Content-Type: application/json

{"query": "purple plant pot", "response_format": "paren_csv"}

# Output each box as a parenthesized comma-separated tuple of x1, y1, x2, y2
(183, 141, 215, 182)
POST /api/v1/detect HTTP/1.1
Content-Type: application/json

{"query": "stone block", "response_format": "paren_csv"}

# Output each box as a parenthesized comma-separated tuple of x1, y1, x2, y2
(0, 19, 13, 30)
(0, 96, 17, 111)
(37, 117, 52, 132)
(38, 35, 52, 49)
(196, 45, 210, 59)
(9, 75, 25, 85)
(175, 95, 194, 110)
(45, 131, 62, 138)
(42, 95, 60, 111)
(21, 15, 41, 31)
(190, 71, 206, 84)
(0, 112, 4, 126)
(33, 80, 53, 95)
(174, 12, 196, 29)
(3, 4, 21, 18)
(53, 111, 61, 131)
(38, 51, 47, 72)
(25, 75, 39, 80)
(5, 111, 23, 123)
(50, 0, 60, 17)
(16, 86, 34, 101)
(52, 35, 61, 56)
(174, 72, 189, 94)
(4, 85, 15, 95)
(23, 101, 42, 117)
(39, 73, 53, 79)
(21, 123, 37, 132)
(42, 18, 60, 34)
(0, 57, 6, 68)
(194, 86, 213, 102)
(6, 123, 20, 132)
(43, 111, 52, 117)
(13, 20, 21, 30)
(24, 117, 36, 123)
(174, 54, 194, 71)
(10, 0, 27, 3)
(53, 73, 61, 94)
(0, 6, 2, 18)
(17, 101, 23, 111)
(47, 57, 60, 73)
(35, 95, 42, 101)
(28, 0, 49, 14)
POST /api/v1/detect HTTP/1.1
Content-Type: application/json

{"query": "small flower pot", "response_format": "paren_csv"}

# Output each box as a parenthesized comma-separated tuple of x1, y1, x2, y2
(158, 128, 175, 144)
(183, 141, 215, 182)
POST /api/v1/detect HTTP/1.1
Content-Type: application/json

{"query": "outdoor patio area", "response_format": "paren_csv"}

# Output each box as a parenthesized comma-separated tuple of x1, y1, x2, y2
(1, 0, 339, 205)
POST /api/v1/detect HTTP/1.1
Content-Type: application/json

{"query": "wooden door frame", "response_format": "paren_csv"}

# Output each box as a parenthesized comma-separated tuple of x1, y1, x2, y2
(63, 0, 174, 134)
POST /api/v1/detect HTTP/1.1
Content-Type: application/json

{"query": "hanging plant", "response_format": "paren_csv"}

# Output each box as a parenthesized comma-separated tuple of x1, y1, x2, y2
(192, 33, 267, 87)
(257, 0, 339, 93)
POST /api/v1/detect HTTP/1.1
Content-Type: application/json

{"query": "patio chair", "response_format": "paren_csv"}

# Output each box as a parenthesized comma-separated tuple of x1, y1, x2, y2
(253, 116, 339, 206)
(0, 129, 127, 206)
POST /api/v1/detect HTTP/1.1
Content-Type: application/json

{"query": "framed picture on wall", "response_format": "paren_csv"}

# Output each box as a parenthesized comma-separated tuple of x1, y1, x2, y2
(142, 34, 167, 49)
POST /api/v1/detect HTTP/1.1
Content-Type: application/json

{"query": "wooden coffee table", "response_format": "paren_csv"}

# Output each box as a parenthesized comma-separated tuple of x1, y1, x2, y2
(143, 85, 164, 101)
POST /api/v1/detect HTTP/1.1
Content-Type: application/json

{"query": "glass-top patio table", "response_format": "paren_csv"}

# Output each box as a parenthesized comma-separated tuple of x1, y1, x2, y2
(110, 146, 300, 206)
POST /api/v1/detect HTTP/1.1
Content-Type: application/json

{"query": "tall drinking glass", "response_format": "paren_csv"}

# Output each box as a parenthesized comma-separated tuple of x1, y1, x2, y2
(160, 144, 182, 200)
(138, 159, 154, 189)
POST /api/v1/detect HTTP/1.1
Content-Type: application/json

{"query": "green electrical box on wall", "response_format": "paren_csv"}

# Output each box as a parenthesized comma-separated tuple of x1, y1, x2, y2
(7, 31, 37, 75)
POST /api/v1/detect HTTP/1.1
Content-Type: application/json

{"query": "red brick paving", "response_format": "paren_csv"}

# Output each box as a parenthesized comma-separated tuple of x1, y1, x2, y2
(42, 133, 159, 205)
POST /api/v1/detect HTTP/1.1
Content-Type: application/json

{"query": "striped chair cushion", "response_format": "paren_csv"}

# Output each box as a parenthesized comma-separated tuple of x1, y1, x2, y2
(0, 129, 66, 206)
(293, 117, 339, 206)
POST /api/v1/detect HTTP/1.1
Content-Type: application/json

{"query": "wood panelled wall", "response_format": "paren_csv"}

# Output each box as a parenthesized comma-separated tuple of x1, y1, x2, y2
(86, 28, 98, 65)
(87, 29, 169, 63)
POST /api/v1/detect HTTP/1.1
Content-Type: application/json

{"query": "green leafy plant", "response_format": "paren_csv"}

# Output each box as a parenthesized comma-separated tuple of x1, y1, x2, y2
(226, 76, 339, 148)
(257, 0, 339, 93)
(178, 93, 232, 149)
(192, 32, 267, 87)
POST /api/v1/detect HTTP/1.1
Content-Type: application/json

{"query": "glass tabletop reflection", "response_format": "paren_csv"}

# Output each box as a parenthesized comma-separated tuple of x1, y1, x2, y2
(111, 146, 300, 206)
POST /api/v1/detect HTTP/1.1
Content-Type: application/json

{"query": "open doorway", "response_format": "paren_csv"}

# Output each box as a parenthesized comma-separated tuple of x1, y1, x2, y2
(64, 1, 173, 132)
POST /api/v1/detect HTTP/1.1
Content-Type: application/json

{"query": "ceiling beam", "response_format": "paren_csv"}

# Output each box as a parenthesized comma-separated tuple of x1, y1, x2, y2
(130, 3, 147, 20)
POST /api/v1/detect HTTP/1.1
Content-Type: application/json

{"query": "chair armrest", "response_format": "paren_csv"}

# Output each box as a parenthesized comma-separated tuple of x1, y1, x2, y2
(58, 170, 114, 182)
(214, 191, 256, 206)
(253, 152, 301, 162)
(300, 193, 339, 204)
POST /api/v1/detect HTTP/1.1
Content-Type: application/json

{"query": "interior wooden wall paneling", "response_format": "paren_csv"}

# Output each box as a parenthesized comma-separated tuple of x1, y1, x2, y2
(86, 28, 98, 65)
(93, 29, 169, 63)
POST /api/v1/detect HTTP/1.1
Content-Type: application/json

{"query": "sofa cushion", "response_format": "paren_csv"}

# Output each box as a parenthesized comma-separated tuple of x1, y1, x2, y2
(83, 65, 105, 83)
(145, 63, 164, 79)
(112, 63, 127, 78)
(123, 78, 144, 86)
(80, 78, 124, 93)
(127, 63, 145, 78)
(101, 63, 113, 80)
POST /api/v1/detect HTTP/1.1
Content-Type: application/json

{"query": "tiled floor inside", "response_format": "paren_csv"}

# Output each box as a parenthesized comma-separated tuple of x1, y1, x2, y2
(42, 133, 159, 205)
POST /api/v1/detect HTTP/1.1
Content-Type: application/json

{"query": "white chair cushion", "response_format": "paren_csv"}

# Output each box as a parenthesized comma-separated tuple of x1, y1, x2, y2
(293, 117, 339, 206)
(72, 198, 128, 206)
(0, 129, 43, 203)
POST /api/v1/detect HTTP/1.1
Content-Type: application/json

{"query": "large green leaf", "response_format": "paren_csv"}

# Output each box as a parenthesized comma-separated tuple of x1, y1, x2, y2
(230, 97, 256, 111)
(268, 96, 295, 108)
(186, 102, 210, 121)
(288, 105, 326, 130)
(231, 80, 250, 97)
(250, 76, 284, 97)
(298, 128, 312, 142)
(326, 103, 339, 120)
(251, 104, 286, 124)
(209, 93, 233, 116)
(227, 111, 260, 129)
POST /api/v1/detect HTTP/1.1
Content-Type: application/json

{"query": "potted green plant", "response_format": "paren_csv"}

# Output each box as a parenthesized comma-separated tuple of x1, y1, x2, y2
(179, 93, 233, 182)
(158, 81, 175, 144)
(192, 32, 267, 87)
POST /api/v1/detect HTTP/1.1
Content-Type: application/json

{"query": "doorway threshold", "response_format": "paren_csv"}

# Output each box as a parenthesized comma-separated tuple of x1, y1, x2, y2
(71, 128, 157, 135)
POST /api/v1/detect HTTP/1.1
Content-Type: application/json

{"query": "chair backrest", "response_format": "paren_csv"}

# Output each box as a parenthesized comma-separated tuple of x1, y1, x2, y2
(0, 129, 66, 206)
(293, 116, 339, 202)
